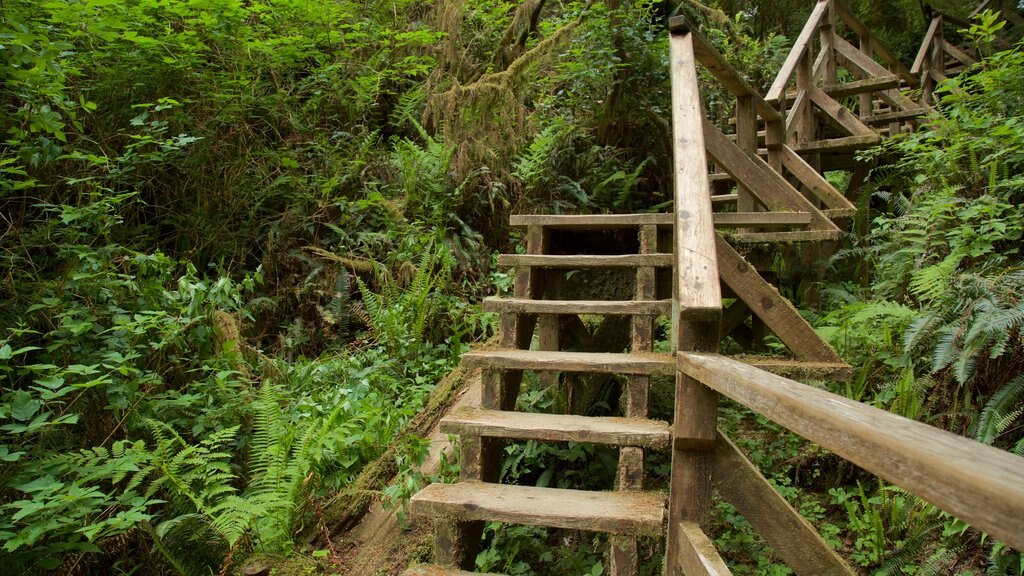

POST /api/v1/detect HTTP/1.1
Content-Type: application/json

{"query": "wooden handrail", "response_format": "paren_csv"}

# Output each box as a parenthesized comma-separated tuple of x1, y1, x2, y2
(912, 15, 943, 74)
(833, 0, 918, 87)
(669, 30, 721, 318)
(766, 0, 830, 104)
(678, 352, 1024, 550)
(668, 17, 782, 123)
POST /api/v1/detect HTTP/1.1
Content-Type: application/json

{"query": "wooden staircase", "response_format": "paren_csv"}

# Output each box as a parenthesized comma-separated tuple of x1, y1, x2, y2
(401, 1, 1024, 574)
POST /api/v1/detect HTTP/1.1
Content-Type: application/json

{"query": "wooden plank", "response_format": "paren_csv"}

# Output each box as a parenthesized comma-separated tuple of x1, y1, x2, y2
(740, 357, 852, 380)
(676, 523, 733, 576)
(863, 108, 928, 125)
(462, 349, 675, 375)
(942, 39, 976, 68)
(441, 408, 671, 448)
(410, 482, 667, 537)
(833, 36, 923, 113)
(509, 213, 672, 229)
(671, 31, 722, 317)
(714, 212, 811, 228)
(730, 230, 843, 243)
(483, 297, 671, 316)
(767, 0, 830, 104)
(716, 235, 843, 363)
(780, 145, 855, 211)
(790, 134, 880, 154)
(705, 121, 839, 233)
(807, 84, 876, 137)
(711, 432, 854, 576)
(677, 352, 1024, 551)
(668, 18, 782, 122)
(497, 254, 673, 268)
(833, 0, 917, 87)
(822, 75, 900, 98)
(711, 193, 738, 204)
(912, 16, 942, 74)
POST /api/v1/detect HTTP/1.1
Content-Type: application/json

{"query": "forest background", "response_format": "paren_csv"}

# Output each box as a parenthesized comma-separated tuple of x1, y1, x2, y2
(1, 0, 1023, 574)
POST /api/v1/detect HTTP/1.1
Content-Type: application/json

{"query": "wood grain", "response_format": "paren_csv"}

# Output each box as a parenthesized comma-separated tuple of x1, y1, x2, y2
(711, 432, 854, 575)
(676, 522, 733, 576)
(410, 481, 666, 536)
(767, 0, 829, 104)
(462, 349, 675, 375)
(670, 31, 721, 316)
(678, 352, 1024, 550)
(441, 407, 671, 448)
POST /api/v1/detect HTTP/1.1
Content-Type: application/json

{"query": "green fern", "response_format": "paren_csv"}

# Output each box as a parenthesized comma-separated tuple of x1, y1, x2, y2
(975, 373, 1024, 445)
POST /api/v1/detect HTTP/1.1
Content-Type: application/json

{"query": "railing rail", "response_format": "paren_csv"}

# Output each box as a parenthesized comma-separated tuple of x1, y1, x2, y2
(678, 352, 1024, 550)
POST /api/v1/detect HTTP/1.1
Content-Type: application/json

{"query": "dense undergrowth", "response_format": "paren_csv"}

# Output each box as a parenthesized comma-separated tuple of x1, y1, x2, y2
(0, 0, 1022, 574)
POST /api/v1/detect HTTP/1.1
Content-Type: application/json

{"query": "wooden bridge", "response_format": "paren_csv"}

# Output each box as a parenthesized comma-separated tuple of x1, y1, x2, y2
(402, 1, 1024, 574)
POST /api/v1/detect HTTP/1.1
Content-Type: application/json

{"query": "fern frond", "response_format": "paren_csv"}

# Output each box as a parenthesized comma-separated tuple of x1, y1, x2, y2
(975, 373, 1024, 444)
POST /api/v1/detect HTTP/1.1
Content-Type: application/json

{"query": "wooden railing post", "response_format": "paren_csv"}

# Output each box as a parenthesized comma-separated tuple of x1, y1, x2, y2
(665, 27, 723, 575)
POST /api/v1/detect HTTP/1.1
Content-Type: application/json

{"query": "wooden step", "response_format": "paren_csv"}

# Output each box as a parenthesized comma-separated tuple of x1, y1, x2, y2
(711, 193, 738, 204)
(824, 207, 857, 220)
(791, 134, 881, 154)
(442, 407, 671, 448)
(462, 349, 674, 375)
(402, 566, 505, 576)
(729, 230, 844, 243)
(497, 254, 672, 268)
(738, 356, 853, 380)
(507, 212, 807, 230)
(410, 481, 666, 536)
(714, 212, 811, 229)
(482, 297, 671, 316)
(510, 213, 672, 229)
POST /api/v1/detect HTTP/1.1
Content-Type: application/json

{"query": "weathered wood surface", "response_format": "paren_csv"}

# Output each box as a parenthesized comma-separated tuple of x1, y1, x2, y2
(767, 0, 829, 104)
(716, 235, 844, 363)
(410, 481, 666, 536)
(912, 16, 942, 74)
(678, 352, 1024, 550)
(790, 133, 880, 154)
(676, 523, 733, 576)
(483, 297, 671, 316)
(729, 229, 843, 243)
(506, 212, 810, 230)
(822, 75, 900, 98)
(739, 356, 852, 380)
(711, 193, 739, 204)
(497, 254, 673, 268)
(807, 84, 878, 137)
(780, 145, 855, 211)
(441, 407, 671, 448)
(668, 18, 781, 122)
(711, 432, 855, 576)
(713, 212, 811, 228)
(462, 349, 675, 375)
(671, 31, 721, 317)
(833, 0, 917, 87)
(510, 213, 673, 229)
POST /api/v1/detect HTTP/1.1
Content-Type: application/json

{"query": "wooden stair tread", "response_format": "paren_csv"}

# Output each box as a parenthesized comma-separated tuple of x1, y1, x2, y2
(497, 254, 672, 268)
(791, 134, 882, 153)
(403, 566, 505, 576)
(462, 349, 674, 375)
(737, 356, 852, 380)
(729, 230, 844, 243)
(482, 297, 671, 316)
(442, 407, 671, 448)
(410, 481, 666, 536)
(510, 213, 672, 229)
(507, 212, 808, 230)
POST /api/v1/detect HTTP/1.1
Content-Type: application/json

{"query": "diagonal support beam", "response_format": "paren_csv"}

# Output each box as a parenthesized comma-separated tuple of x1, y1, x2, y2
(711, 431, 855, 576)
(716, 235, 843, 363)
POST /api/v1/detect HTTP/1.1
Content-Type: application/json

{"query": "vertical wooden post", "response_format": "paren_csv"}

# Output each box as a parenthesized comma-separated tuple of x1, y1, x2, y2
(665, 29, 723, 575)
(819, 0, 837, 86)
(610, 224, 658, 576)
